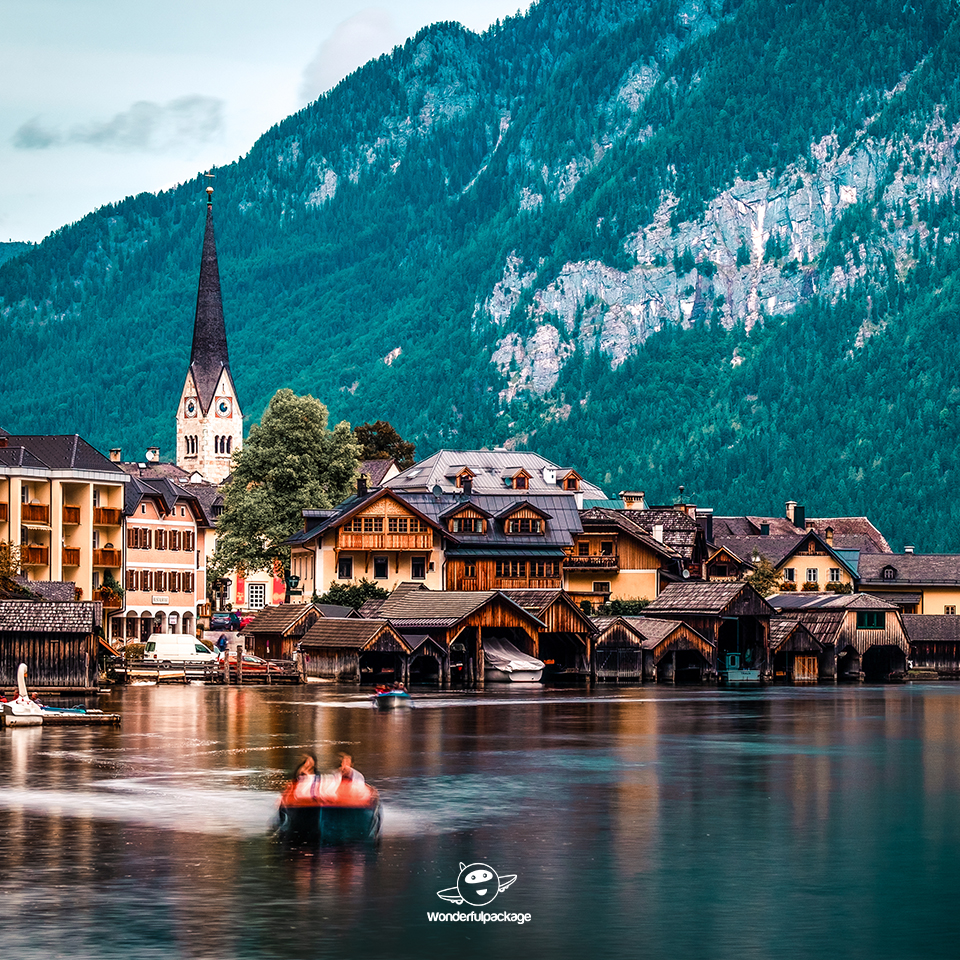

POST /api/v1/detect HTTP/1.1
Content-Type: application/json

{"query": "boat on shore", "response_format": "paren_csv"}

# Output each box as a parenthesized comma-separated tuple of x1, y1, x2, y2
(483, 638, 545, 682)
(1, 664, 121, 727)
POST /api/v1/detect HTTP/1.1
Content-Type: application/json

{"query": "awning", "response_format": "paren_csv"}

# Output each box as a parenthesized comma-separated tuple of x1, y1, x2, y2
(21, 523, 51, 531)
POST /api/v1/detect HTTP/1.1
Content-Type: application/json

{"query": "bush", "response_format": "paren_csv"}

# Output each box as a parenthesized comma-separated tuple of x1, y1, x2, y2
(124, 642, 146, 662)
(825, 581, 852, 594)
(801, 581, 819, 591)
(780, 581, 798, 591)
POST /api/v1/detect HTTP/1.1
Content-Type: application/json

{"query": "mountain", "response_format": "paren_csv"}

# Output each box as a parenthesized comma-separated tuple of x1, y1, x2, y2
(2, 0, 960, 549)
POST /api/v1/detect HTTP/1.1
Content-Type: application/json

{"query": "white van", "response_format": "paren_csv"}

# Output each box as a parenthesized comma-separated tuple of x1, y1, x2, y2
(143, 633, 217, 667)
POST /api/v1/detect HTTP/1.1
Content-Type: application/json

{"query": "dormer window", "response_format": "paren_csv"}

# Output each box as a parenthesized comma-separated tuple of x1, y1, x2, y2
(514, 475, 528, 490)
(450, 517, 484, 534)
(507, 517, 542, 534)
(882, 566, 897, 580)
(456, 470, 475, 488)
(562, 471, 581, 491)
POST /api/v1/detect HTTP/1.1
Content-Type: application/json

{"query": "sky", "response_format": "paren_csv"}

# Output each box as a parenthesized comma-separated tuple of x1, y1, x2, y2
(1, 0, 532, 243)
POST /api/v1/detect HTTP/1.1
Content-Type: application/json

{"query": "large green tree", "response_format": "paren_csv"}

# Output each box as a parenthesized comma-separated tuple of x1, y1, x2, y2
(211, 389, 360, 586)
(354, 420, 416, 469)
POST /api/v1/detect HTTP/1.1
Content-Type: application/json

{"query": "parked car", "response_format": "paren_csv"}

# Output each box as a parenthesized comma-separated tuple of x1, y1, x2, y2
(209, 613, 255, 631)
(214, 652, 296, 679)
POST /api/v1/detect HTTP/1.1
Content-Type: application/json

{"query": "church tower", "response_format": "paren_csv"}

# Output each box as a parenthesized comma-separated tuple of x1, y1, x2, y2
(176, 186, 243, 483)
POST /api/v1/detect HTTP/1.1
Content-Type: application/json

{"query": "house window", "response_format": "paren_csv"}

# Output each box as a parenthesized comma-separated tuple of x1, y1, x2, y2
(248, 583, 266, 609)
(451, 517, 483, 533)
(532, 561, 560, 578)
(411, 556, 426, 579)
(856, 611, 884, 629)
(507, 517, 542, 534)
(882, 567, 897, 580)
(578, 541, 590, 556)
(806, 569, 818, 583)
(93, 489, 101, 508)
(463, 562, 477, 579)
(783, 567, 796, 582)
(564, 475, 579, 491)
(362, 517, 383, 533)
(495, 560, 527, 579)
(714, 564, 729, 578)
(946, 605, 957, 616)
(373, 556, 388, 579)
(600, 541, 614, 556)
(829, 568, 842, 582)
(388, 517, 408, 533)
(593, 582, 611, 594)
(338, 556, 353, 580)
(513, 475, 528, 490)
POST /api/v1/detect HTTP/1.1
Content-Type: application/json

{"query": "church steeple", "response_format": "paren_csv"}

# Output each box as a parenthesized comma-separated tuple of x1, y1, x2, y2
(176, 186, 243, 484)
(189, 186, 231, 414)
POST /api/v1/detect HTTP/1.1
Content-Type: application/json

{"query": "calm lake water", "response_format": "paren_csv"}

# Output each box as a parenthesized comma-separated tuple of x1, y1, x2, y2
(2, 682, 960, 960)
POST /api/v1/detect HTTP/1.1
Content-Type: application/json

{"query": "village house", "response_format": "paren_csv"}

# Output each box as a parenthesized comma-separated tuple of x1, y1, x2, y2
(287, 450, 600, 599)
(857, 552, 960, 615)
(0, 430, 129, 612)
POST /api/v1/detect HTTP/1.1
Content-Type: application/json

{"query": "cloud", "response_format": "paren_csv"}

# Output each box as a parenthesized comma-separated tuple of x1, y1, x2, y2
(12, 96, 225, 152)
(299, 7, 400, 105)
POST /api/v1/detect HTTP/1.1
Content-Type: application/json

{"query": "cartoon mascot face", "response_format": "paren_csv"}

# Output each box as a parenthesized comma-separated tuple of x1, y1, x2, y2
(437, 862, 516, 906)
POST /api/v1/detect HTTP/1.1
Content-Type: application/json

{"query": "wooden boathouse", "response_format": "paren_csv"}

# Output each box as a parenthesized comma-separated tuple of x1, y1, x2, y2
(298, 619, 410, 683)
(769, 618, 822, 682)
(643, 582, 773, 679)
(591, 616, 714, 682)
(901, 614, 960, 677)
(0, 599, 103, 692)
(502, 589, 596, 675)
(768, 593, 909, 681)
(242, 602, 324, 661)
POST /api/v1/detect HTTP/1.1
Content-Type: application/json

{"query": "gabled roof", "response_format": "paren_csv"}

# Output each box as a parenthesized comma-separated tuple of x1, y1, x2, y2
(493, 500, 552, 520)
(858, 554, 960, 584)
(645, 581, 774, 616)
(768, 592, 898, 611)
(0, 600, 101, 632)
(244, 602, 318, 635)
(711, 515, 892, 554)
(579, 507, 681, 560)
(501, 588, 597, 632)
(438, 500, 494, 520)
(715, 530, 860, 578)
(769, 617, 822, 652)
(1, 434, 126, 475)
(902, 614, 960, 643)
(385, 449, 606, 498)
(299, 618, 409, 650)
(11, 577, 77, 602)
(362, 587, 546, 629)
(359, 459, 399, 486)
(621, 508, 702, 560)
(122, 474, 206, 521)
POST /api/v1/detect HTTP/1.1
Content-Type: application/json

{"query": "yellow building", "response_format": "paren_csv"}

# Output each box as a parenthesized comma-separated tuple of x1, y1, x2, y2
(858, 553, 960, 615)
(0, 431, 129, 615)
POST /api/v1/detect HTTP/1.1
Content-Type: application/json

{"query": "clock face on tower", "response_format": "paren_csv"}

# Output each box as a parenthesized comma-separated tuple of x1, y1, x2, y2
(184, 397, 198, 418)
(215, 396, 233, 418)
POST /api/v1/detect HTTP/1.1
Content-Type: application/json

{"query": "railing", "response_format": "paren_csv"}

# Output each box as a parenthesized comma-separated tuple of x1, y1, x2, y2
(21, 546, 49, 566)
(94, 589, 122, 610)
(495, 577, 563, 590)
(93, 548, 122, 567)
(563, 555, 619, 570)
(94, 506, 123, 526)
(21, 503, 50, 524)
(337, 532, 433, 551)
(62, 547, 81, 566)
(63, 505, 81, 525)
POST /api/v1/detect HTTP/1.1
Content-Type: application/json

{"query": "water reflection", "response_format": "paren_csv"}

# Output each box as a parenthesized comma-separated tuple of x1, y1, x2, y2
(2, 684, 960, 959)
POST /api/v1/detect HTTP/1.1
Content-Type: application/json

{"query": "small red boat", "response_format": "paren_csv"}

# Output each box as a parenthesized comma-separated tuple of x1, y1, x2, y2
(275, 776, 381, 845)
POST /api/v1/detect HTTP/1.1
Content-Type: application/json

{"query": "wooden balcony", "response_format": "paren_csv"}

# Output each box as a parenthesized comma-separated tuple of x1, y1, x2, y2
(0, 502, 7, 522)
(62, 547, 81, 566)
(63, 505, 81, 525)
(94, 506, 123, 526)
(21, 546, 49, 566)
(21, 503, 50, 524)
(495, 577, 562, 590)
(93, 548, 122, 568)
(564, 555, 619, 570)
(337, 532, 433, 551)
(94, 589, 122, 610)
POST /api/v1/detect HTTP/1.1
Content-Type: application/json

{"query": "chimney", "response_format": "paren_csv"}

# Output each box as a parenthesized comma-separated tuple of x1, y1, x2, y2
(825, 526, 834, 545)
(146, 447, 159, 462)
(905, 545, 915, 554)
(109, 448, 122, 462)
(357, 474, 368, 497)
(653, 524, 664, 543)
(793, 505, 805, 529)
(698, 508, 713, 544)
(462, 475, 473, 497)
(785, 500, 797, 523)
(620, 491, 647, 509)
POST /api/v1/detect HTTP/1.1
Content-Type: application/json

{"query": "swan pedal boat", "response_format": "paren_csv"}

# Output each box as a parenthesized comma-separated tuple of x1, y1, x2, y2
(0, 664, 121, 727)
(276, 780, 382, 845)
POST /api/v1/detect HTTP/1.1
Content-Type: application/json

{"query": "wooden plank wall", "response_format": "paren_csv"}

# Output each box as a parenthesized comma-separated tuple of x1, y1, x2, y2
(0, 633, 96, 687)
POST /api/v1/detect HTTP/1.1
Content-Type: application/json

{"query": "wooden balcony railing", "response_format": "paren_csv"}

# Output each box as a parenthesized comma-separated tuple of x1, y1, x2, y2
(0, 502, 8, 522)
(62, 547, 81, 566)
(63, 505, 81, 525)
(337, 532, 433, 551)
(495, 577, 562, 590)
(93, 548, 122, 568)
(21, 503, 50, 524)
(94, 506, 123, 526)
(21, 546, 49, 566)
(93, 589, 122, 610)
(564, 555, 619, 570)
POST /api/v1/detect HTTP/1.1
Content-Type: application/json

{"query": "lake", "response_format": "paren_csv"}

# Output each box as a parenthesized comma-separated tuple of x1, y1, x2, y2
(2, 682, 959, 960)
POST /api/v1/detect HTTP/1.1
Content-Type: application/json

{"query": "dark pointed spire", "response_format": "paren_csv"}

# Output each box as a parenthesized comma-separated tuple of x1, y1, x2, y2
(189, 187, 232, 412)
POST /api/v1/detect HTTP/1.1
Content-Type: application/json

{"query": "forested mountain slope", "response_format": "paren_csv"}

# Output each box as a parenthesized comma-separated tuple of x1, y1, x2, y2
(2, 0, 960, 548)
